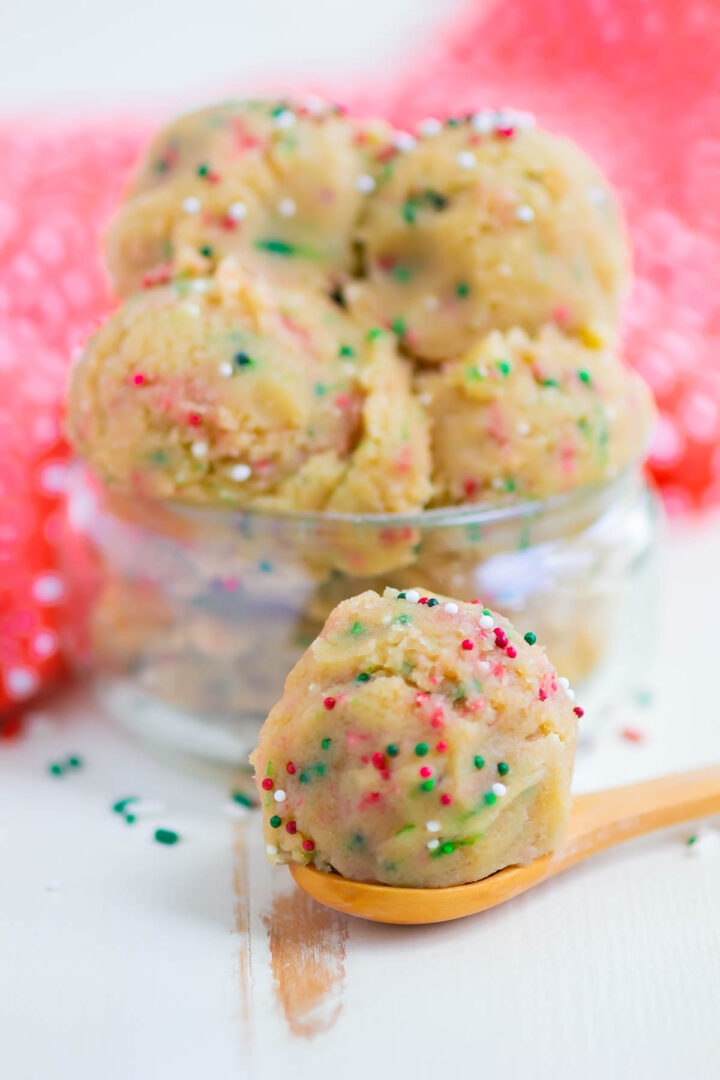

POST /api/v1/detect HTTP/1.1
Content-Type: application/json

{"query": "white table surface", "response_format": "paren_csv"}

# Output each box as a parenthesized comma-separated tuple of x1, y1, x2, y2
(2, 2, 719, 1077)
(2, 515, 720, 1080)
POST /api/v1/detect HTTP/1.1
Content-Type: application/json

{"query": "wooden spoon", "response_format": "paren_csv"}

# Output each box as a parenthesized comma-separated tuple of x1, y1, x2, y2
(289, 766, 720, 924)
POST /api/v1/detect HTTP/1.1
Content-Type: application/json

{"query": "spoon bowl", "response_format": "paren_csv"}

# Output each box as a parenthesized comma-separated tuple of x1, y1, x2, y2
(290, 766, 720, 924)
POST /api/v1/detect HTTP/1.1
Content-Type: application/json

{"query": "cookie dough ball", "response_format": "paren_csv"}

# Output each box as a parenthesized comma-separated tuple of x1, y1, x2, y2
(417, 324, 654, 504)
(68, 259, 431, 514)
(350, 115, 629, 360)
(251, 586, 578, 888)
(106, 98, 394, 297)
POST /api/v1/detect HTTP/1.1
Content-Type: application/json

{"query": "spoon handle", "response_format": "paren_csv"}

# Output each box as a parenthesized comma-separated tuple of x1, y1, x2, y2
(557, 765, 720, 871)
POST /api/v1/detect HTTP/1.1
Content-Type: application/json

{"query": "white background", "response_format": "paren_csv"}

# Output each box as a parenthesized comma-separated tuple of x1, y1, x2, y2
(1, 2, 719, 1079)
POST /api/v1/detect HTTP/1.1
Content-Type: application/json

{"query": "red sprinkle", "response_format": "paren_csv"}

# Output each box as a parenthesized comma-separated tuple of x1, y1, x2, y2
(286, 761, 296, 775)
(188, 413, 202, 426)
(573, 706, 584, 718)
(419, 597, 429, 605)
(415, 691, 430, 706)
(539, 688, 548, 701)
(461, 639, 474, 651)
(323, 696, 336, 710)
(506, 646, 517, 658)
(419, 766, 433, 778)
(471, 599, 481, 605)
(494, 629, 508, 648)
(371, 752, 386, 770)
(440, 794, 452, 806)
(622, 727, 645, 743)
(132, 373, 146, 385)
(302, 840, 315, 851)
(261, 778, 273, 791)
(430, 708, 445, 729)
(286, 821, 297, 834)
(436, 741, 448, 752)
(495, 126, 515, 138)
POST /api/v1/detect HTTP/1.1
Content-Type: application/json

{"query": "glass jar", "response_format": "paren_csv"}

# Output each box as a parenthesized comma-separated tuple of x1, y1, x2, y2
(60, 464, 660, 768)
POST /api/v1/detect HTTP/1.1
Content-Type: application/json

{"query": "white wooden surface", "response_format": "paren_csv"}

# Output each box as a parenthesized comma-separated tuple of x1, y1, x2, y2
(2, 517, 720, 1080)
(1, 3, 719, 1077)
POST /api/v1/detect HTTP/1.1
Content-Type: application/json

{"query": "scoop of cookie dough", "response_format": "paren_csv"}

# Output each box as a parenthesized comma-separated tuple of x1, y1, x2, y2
(417, 324, 654, 504)
(350, 114, 629, 360)
(68, 259, 431, 513)
(251, 586, 578, 888)
(106, 98, 394, 297)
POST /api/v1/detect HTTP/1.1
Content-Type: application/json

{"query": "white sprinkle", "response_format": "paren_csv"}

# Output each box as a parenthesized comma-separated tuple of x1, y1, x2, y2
(418, 117, 443, 137)
(191, 278, 209, 293)
(273, 109, 296, 129)
(182, 196, 201, 214)
(427, 838, 440, 851)
(426, 820, 441, 833)
(228, 463, 251, 482)
(479, 614, 494, 630)
(477, 661, 491, 674)
(273, 789, 287, 803)
(219, 361, 233, 377)
(227, 200, 247, 221)
(423, 294, 440, 311)
(405, 590, 420, 604)
(191, 441, 208, 458)
(309, 683, 316, 691)
(418, 392, 432, 407)
(496, 107, 535, 130)
(356, 173, 376, 194)
(444, 602, 459, 615)
(393, 131, 416, 151)
(266, 844, 278, 856)
(32, 631, 57, 658)
(517, 421, 531, 436)
(559, 676, 571, 691)
(515, 204, 535, 223)
(492, 782, 507, 797)
(586, 185, 606, 206)
(5, 667, 38, 700)
(457, 150, 477, 169)
(567, 689, 576, 702)
(278, 197, 296, 217)
(302, 95, 326, 114)
(32, 573, 64, 603)
(38, 462, 68, 494)
(471, 109, 496, 134)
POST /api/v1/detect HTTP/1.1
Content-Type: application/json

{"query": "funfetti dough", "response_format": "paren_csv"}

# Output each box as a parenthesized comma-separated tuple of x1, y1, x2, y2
(349, 114, 629, 360)
(416, 323, 654, 504)
(68, 259, 431, 514)
(106, 98, 395, 297)
(251, 586, 578, 888)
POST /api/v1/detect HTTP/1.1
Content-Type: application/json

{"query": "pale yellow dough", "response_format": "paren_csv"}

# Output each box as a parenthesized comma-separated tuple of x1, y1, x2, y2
(417, 324, 654, 504)
(68, 260, 431, 513)
(106, 99, 393, 297)
(349, 119, 629, 360)
(251, 587, 578, 887)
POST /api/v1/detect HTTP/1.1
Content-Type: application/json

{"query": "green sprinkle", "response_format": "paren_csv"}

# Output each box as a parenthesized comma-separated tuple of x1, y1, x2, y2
(441, 841, 455, 854)
(415, 742, 429, 757)
(299, 773, 309, 783)
(48, 763, 64, 777)
(255, 238, 297, 256)
(395, 614, 411, 625)
(234, 351, 254, 368)
(524, 632, 537, 645)
(455, 281, 470, 298)
(426, 189, 448, 210)
(339, 344, 355, 358)
(154, 828, 180, 845)
(232, 791, 254, 808)
(386, 744, 399, 757)
(350, 621, 364, 635)
(427, 598, 439, 607)
(148, 448, 169, 466)
(66, 756, 83, 769)
(357, 672, 371, 683)
(367, 327, 385, 341)
(125, 814, 136, 824)
(314, 383, 327, 397)
(350, 832, 366, 850)
(421, 779, 436, 791)
(321, 738, 332, 750)
(391, 316, 407, 336)
(113, 797, 138, 813)
(199, 245, 214, 258)
(543, 377, 560, 388)
(578, 369, 592, 385)
(484, 791, 497, 806)
(402, 201, 417, 224)
(397, 592, 407, 599)
(497, 762, 509, 776)
(196, 163, 210, 177)
(316, 763, 326, 776)
(394, 824, 416, 836)
(391, 264, 413, 283)
(270, 815, 282, 829)
(259, 560, 272, 573)
(474, 756, 485, 770)
(497, 360, 512, 376)
(687, 835, 699, 846)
